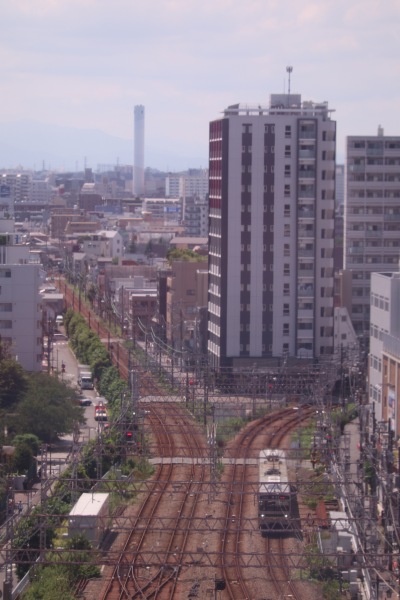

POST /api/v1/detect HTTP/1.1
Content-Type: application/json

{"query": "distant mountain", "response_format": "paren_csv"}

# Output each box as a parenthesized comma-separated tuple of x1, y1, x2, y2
(0, 120, 206, 172)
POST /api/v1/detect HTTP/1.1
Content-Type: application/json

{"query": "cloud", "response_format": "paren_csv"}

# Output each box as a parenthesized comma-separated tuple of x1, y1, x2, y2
(0, 0, 399, 169)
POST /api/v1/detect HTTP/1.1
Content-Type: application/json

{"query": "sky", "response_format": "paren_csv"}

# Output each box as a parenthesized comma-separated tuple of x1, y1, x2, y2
(0, 0, 399, 171)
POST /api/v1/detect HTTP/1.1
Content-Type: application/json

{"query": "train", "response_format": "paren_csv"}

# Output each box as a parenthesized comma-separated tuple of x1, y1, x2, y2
(258, 449, 294, 533)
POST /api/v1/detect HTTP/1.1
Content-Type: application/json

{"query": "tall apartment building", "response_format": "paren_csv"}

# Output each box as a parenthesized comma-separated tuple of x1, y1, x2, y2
(208, 93, 336, 371)
(344, 129, 400, 338)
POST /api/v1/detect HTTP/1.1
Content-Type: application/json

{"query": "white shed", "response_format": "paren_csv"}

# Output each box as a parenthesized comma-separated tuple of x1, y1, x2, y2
(68, 493, 109, 547)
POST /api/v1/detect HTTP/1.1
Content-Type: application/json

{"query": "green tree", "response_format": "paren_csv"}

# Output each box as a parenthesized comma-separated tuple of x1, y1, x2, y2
(0, 355, 28, 410)
(12, 434, 40, 456)
(12, 443, 33, 474)
(15, 373, 83, 442)
(21, 566, 74, 600)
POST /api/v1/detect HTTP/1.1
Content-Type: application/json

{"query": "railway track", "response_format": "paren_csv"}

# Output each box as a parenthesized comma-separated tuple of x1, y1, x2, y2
(58, 280, 318, 599)
(218, 407, 314, 600)
(100, 402, 208, 600)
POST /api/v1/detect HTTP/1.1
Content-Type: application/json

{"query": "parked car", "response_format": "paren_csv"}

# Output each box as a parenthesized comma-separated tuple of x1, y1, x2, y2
(79, 398, 92, 407)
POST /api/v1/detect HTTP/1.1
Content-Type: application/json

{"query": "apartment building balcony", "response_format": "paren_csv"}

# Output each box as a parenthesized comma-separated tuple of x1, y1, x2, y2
(298, 227, 315, 238)
(365, 230, 383, 237)
(298, 285, 314, 297)
(298, 169, 316, 178)
(298, 207, 315, 218)
(297, 309, 314, 319)
(299, 149, 316, 159)
(298, 269, 315, 277)
(348, 164, 366, 173)
(297, 329, 314, 340)
(298, 132, 316, 140)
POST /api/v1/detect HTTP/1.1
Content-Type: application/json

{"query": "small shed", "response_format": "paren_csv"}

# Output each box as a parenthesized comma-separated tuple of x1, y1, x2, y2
(68, 493, 109, 547)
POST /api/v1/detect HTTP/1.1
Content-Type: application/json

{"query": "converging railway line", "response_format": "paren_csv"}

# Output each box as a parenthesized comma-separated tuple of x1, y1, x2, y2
(58, 280, 322, 600)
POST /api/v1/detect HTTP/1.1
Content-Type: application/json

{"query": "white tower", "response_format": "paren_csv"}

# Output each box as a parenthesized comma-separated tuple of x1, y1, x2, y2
(133, 105, 145, 197)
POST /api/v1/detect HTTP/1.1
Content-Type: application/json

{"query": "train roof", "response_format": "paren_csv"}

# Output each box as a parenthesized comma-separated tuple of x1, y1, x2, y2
(259, 448, 290, 495)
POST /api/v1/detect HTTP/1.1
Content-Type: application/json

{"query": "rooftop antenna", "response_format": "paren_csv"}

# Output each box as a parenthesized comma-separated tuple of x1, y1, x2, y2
(286, 66, 293, 95)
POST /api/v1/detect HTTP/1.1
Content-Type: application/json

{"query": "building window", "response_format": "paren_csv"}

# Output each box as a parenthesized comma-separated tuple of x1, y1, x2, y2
(284, 264, 290, 276)
(0, 320, 12, 329)
(0, 269, 11, 278)
(0, 303, 12, 312)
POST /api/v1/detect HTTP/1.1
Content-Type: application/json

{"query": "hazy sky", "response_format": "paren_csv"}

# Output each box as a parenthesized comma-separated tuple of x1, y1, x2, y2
(1, 0, 399, 170)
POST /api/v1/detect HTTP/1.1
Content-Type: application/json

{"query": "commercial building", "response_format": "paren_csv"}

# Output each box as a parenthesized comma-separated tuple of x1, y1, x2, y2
(207, 93, 336, 370)
(344, 129, 400, 338)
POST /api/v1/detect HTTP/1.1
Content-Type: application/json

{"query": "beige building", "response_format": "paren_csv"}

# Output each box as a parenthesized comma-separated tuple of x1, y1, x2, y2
(166, 259, 208, 355)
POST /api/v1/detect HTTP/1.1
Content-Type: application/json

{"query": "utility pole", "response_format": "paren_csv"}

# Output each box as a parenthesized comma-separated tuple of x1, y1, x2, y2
(3, 476, 15, 600)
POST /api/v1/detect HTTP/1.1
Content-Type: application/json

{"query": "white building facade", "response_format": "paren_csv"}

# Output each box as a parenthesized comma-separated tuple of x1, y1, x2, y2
(208, 94, 336, 370)
(81, 230, 123, 260)
(0, 222, 42, 371)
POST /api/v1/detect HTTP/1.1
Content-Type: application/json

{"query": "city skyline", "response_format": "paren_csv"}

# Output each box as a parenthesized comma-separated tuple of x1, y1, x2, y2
(0, 0, 399, 171)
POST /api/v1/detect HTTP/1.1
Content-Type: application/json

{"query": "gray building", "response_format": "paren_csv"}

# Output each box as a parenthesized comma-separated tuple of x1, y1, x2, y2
(207, 93, 336, 371)
(344, 128, 400, 338)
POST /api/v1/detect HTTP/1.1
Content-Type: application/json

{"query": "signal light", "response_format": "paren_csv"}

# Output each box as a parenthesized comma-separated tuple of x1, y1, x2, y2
(126, 431, 133, 440)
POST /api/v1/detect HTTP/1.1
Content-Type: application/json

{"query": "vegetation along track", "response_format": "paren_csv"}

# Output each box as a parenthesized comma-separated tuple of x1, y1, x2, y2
(59, 279, 162, 396)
